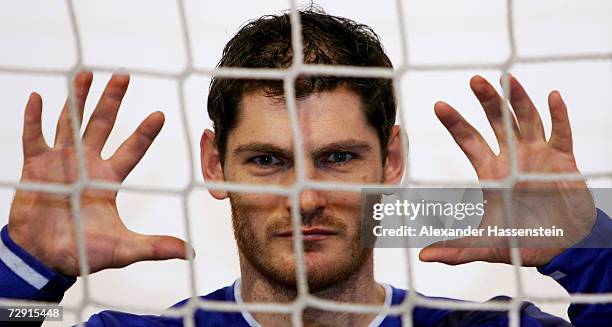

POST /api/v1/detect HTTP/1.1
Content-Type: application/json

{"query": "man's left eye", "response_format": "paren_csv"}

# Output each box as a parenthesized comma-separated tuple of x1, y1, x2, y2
(324, 152, 353, 164)
(251, 155, 283, 167)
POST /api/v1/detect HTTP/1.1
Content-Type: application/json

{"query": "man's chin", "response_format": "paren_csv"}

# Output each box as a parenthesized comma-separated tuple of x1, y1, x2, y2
(305, 252, 368, 292)
(272, 248, 342, 268)
(303, 250, 343, 266)
(238, 235, 370, 293)
(266, 249, 370, 291)
(275, 241, 348, 266)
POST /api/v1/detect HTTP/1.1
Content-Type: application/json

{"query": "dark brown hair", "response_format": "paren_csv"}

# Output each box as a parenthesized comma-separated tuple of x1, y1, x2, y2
(207, 8, 396, 165)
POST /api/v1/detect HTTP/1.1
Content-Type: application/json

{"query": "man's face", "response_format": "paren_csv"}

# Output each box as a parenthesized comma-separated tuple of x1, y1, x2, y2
(223, 86, 385, 292)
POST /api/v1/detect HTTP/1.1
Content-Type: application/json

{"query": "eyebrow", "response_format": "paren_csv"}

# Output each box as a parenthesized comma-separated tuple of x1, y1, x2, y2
(232, 139, 373, 159)
(311, 140, 372, 158)
(233, 143, 291, 157)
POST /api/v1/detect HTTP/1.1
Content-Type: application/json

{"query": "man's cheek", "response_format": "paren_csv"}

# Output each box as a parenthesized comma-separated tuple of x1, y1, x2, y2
(328, 192, 362, 214)
(233, 193, 287, 211)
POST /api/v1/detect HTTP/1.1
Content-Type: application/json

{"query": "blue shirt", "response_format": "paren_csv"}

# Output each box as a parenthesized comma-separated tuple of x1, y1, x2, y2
(1, 209, 611, 326)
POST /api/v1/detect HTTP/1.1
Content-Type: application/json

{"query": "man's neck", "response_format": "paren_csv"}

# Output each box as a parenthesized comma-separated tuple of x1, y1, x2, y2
(238, 254, 386, 327)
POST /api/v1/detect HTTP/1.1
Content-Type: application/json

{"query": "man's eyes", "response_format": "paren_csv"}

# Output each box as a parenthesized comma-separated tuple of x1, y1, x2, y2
(248, 151, 356, 170)
(250, 155, 284, 168)
(321, 152, 354, 166)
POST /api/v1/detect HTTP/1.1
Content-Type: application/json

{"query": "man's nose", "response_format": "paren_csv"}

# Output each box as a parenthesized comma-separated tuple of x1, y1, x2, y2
(284, 188, 327, 223)
(284, 159, 327, 222)
(298, 188, 327, 222)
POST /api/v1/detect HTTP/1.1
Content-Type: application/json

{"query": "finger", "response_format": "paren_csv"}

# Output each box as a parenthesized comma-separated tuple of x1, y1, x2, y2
(470, 75, 521, 152)
(419, 238, 492, 265)
(435, 101, 495, 170)
(82, 73, 130, 153)
(22, 92, 49, 158)
(504, 74, 546, 141)
(548, 90, 573, 153)
(54, 71, 94, 146)
(125, 234, 193, 264)
(419, 248, 487, 265)
(108, 111, 165, 180)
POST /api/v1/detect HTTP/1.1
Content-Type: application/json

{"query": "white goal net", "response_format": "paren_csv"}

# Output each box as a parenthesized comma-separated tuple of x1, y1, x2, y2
(0, 0, 611, 326)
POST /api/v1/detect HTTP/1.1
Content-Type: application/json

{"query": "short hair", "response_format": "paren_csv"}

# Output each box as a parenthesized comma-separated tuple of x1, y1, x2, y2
(207, 8, 396, 166)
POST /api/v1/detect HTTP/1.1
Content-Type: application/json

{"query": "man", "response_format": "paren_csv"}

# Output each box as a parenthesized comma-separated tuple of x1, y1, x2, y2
(0, 8, 610, 327)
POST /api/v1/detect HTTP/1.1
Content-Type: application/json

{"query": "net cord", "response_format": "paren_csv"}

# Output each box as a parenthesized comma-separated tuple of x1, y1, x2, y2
(0, 0, 610, 325)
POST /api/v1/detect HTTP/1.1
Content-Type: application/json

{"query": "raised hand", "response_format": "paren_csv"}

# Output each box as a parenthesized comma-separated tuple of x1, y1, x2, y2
(419, 75, 597, 267)
(8, 72, 190, 276)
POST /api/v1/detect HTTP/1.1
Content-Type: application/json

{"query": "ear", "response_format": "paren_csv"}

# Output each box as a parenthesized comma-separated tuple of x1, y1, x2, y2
(382, 125, 405, 185)
(200, 129, 228, 199)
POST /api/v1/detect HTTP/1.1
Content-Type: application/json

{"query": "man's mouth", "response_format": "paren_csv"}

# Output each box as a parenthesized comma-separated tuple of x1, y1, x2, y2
(274, 227, 338, 241)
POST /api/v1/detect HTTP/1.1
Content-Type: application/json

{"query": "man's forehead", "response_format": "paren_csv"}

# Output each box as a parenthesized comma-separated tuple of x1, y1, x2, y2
(238, 86, 366, 124)
(230, 86, 376, 150)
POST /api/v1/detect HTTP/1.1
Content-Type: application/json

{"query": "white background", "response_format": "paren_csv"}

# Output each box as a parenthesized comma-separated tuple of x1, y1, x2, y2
(0, 0, 611, 325)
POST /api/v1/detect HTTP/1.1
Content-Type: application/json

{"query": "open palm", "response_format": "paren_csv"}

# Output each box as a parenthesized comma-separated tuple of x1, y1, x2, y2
(8, 72, 189, 276)
(420, 75, 596, 267)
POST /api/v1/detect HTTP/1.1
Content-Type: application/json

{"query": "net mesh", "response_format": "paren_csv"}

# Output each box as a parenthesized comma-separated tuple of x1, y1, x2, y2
(0, 0, 611, 326)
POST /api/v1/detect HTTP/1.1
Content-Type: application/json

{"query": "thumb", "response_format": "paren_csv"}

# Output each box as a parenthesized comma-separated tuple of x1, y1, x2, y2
(123, 233, 195, 265)
(419, 236, 491, 265)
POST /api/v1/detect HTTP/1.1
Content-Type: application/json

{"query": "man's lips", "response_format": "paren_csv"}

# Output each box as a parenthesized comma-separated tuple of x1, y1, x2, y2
(274, 227, 338, 241)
